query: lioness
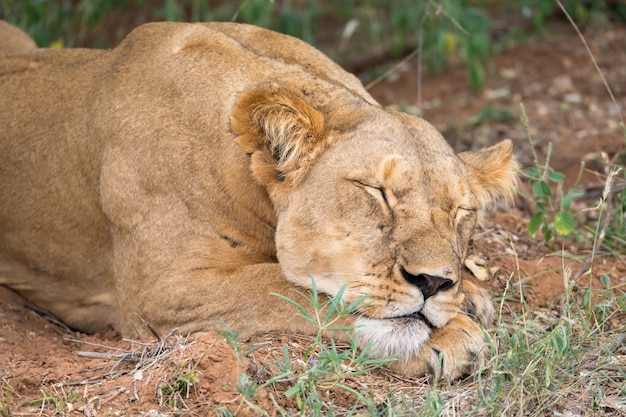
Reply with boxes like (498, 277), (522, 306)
(0, 21), (517, 379)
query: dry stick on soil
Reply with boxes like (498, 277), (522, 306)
(59, 327), (184, 388)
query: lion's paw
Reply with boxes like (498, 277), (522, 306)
(358, 313), (487, 381)
(412, 314), (486, 380)
(462, 279), (495, 326)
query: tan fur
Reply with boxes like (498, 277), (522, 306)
(0, 21), (518, 380)
(0, 21), (37, 53)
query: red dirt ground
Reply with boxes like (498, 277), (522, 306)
(1, 22), (625, 416)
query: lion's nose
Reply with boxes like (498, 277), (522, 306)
(400, 267), (454, 300)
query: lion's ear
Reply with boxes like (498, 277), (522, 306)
(459, 140), (518, 211)
(230, 83), (330, 187)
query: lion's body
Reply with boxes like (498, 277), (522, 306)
(0, 22), (517, 379)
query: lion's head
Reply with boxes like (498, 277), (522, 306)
(232, 82), (516, 360)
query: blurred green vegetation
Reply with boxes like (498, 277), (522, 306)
(1, 0), (624, 88)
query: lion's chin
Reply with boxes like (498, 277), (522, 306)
(394, 310), (430, 323)
(354, 315), (431, 364)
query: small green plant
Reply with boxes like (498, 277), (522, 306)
(1, 0), (115, 47)
(520, 103), (582, 241)
(21, 387), (82, 415)
(158, 339), (222, 411)
(468, 270), (626, 416)
(0, 380), (13, 417)
(272, 278), (369, 341)
(525, 154), (582, 241)
(521, 0), (626, 32)
(0, 0), (523, 90)
(468, 105), (516, 126)
(217, 279), (392, 416)
(358, 0), (494, 89)
(159, 365), (200, 410)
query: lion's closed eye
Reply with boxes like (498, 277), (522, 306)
(353, 180), (398, 216)
(456, 206), (476, 215)
(452, 207), (477, 223)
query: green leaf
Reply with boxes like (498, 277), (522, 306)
(271, 293), (314, 323)
(561, 194), (572, 210)
(495, 108), (515, 120)
(532, 181), (552, 198)
(536, 201), (546, 214)
(554, 211), (576, 235)
(527, 167), (540, 179)
(599, 274), (611, 288)
(528, 212), (545, 236)
(468, 106), (494, 125)
(567, 188), (584, 197)
(325, 283), (348, 322)
(468, 106), (514, 125)
(347, 294), (371, 313)
(545, 361), (553, 387)
(582, 289), (592, 311)
(542, 223), (553, 241)
(325, 326), (355, 332)
(309, 275), (319, 305)
(550, 326), (568, 355)
(467, 61), (485, 90)
(285, 383), (302, 399)
(547, 170), (565, 183)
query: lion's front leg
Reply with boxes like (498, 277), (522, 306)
(116, 262), (353, 340)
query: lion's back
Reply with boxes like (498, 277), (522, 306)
(201, 22), (374, 103)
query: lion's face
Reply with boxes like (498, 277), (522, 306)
(232, 83), (517, 332)
(277, 112), (491, 328)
